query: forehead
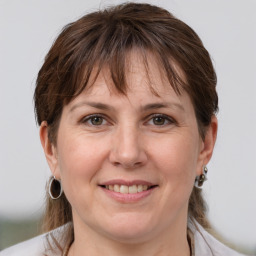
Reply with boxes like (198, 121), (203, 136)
(82, 50), (185, 100)
(67, 51), (194, 113)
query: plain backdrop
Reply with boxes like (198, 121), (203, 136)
(0, 0), (255, 253)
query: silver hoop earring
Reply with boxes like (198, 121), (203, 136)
(49, 176), (63, 200)
(195, 166), (208, 188)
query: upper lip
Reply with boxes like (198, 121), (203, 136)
(99, 179), (156, 186)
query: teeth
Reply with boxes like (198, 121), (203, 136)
(105, 184), (150, 193)
(113, 184), (120, 192)
(138, 185), (143, 192)
(120, 185), (129, 194)
(128, 185), (137, 194)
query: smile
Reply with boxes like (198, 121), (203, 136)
(103, 184), (155, 194)
(99, 180), (158, 202)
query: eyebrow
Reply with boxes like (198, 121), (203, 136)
(69, 101), (185, 112)
(141, 102), (185, 112)
(70, 102), (115, 112)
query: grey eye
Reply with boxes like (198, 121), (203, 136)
(90, 116), (104, 125)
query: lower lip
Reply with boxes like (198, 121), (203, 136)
(100, 186), (157, 203)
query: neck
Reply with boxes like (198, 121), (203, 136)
(69, 216), (190, 256)
(69, 240), (190, 256)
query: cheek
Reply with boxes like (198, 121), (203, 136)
(143, 134), (199, 227)
(57, 132), (106, 174)
(56, 135), (108, 202)
(150, 134), (199, 187)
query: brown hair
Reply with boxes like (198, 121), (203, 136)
(34, 2), (218, 252)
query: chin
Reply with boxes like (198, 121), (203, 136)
(99, 213), (157, 243)
(105, 227), (153, 244)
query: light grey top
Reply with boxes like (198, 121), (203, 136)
(0, 221), (247, 256)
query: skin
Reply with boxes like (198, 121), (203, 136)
(40, 52), (217, 256)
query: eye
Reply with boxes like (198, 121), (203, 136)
(152, 116), (167, 125)
(81, 115), (107, 126)
(148, 114), (175, 126)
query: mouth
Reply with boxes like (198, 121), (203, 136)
(98, 180), (158, 202)
(99, 184), (158, 194)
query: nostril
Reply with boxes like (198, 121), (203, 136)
(109, 145), (148, 169)
(111, 160), (142, 169)
(122, 161), (143, 169)
(113, 161), (120, 167)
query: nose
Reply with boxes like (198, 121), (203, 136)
(109, 125), (148, 169)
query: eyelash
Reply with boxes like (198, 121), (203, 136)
(81, 114), (108, 126)
(147, 114), (176, 126)
(80, 113), (176, 127)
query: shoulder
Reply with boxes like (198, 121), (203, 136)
(0, 224), (69, 256)
(0, 234), (47, 256)
(190, 220), (247, 256)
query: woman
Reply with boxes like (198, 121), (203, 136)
(0, 2), (247, 256)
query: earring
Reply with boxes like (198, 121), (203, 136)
(195, 166), (208, 188)
(49, 176), (63, 199)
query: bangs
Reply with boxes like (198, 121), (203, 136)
(57, 11), (185, 105)
(76, 49), (185, 99)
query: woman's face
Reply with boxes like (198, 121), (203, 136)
(42, 53), (216, 243)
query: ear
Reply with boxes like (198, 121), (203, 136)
(196, 115), (218, 175)
(39, 121), (61, 179)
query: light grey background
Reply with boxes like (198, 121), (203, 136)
(0, 0), (255, 252)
